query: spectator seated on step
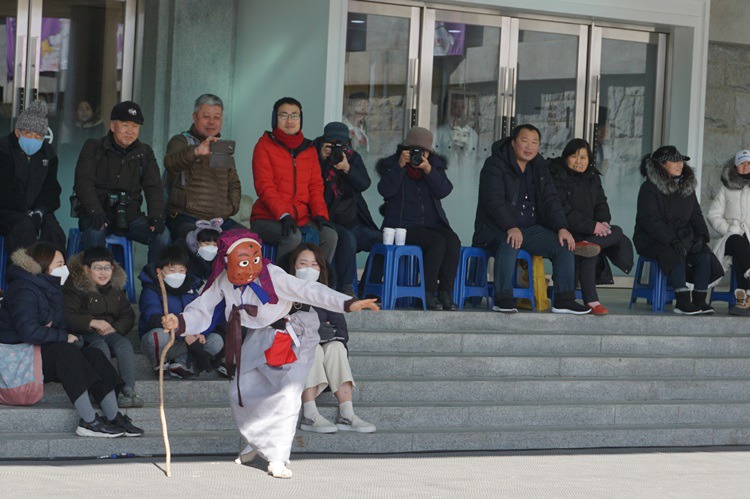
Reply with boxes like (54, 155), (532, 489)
(138, 245), (223, 379)
(0, 242), (143, 437)
(286, 243), (375, 435)
(63, 246), (142, 408)
(472, 124), (590, 315)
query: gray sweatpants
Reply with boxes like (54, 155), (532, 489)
(81, 332), (137, 391)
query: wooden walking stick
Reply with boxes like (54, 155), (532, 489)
(157, 272), (175, 478)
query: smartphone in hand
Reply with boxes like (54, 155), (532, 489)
(209, 140), (236, 169)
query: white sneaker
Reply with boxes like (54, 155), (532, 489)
(299, 414), (338, 433)
(335, 414), (376, 433)
(268, 461), (293, 479)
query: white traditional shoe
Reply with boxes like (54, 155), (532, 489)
(267, 461), (293, 479)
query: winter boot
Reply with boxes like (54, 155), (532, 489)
(730, 289), (750, 316)
(691, 290), (714, 315)
(674, 290), (701, 315)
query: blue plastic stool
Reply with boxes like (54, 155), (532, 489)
(262, 244), (278, 263)
(629, 256), (673, 312)
(453, 247), (490, 310)
(710, 266), (737, 307)
(362, 244), (426, 310)
(0, 235), (7, 290)
(483, 249), (538, 310)
(260, 227), (320, 265)
(67, 228), (136, 303)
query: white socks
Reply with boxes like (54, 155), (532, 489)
(303, 401), (319, 420)
(339, 401), (354, 419)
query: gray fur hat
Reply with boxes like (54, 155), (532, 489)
(16, 100), (48, 136)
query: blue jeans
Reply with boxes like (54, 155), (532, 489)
(79, 214), (171, 263)
(332, 223), (382, 292)
(168, 213), (246, 241)
(488, 224), (575, 301)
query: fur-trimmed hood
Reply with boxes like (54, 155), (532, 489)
(721, 164), (750, 190)
(66, 253), (127, 292)
(641, 157), (697, 197)
(10, 248), (43, 275)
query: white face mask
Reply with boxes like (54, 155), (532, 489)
(295, 266), (320, 283)
(50, 265), (70, 286)
(164, 272), (186, 288)
(197, 245), (218, 261)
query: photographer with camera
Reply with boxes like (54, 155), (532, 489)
(73, 101), (170, 262)
(163, 94), (244, 240)
(314, 122), (380, 297)
(0, 100), (66, 256)
(376, 127), (460, 311)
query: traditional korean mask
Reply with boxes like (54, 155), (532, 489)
(225, 239), (263, 286)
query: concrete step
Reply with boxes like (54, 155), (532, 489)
(9, 399), (750, 434)
(348, 352), (750, 378)
(6, 422), (750, 459)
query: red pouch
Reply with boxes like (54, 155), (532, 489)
(264, 331), (297, 367)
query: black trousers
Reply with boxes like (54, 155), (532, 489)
(404, 225), (461, 293)
(576, 225), (625, 303)
(724, 234), (750, 289)
(41, 343), (123, 404)
(0, 210), (66, 256)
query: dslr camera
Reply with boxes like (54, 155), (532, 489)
(108, 191), (130, 231)
(329, 140), (345, 164)
(399, 145), (425, 167)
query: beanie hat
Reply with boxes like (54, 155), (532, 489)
(185, 218), (224, 253)
(271, 97), (303, 130)
(403, 126), (434, 152)
(16, 100), (48, 136)
(735, 149), (750, 167)
(323, 122), (349, 143)
(110, 101), (144, 125)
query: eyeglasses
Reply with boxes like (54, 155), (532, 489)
(91, 265), (113, 272)
(277, 112), (301, 121)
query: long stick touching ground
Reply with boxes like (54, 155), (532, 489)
(157, 272), (176, 478)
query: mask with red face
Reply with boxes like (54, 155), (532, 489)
(225, 238), (263, 286)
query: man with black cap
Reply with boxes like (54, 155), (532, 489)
(0, 99), (66, 255)
(73, 101), (169, 262)
(314, 121), (380, 296)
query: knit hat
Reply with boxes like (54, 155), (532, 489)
(403, 126), (434, 152)
(185, 218), (224, 253)
(110, 101), (144, 125)
(323, 122), (349, 143)
(16, 100), (48, 136)
(651, 145), (689, 164)
(735, 149), (750, 167)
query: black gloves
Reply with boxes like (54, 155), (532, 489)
(670, 238), (688, 258)
(185, 341), (214, 376)
(89, 211), (108, 231)
(148, 216), (166, 234)
(280, 215), (299, 237)
(313, 215), (334, 231)
(30, 212), (42, 232)
(690, 239), (705, 254)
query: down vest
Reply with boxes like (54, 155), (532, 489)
(250, 131), (329, 226)
(62, 254), (135, 336)
(707, 165), (750, 270)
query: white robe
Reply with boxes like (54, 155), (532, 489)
(180, 264), (350, 463)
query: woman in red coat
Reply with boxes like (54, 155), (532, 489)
(250, 97), (338, 269)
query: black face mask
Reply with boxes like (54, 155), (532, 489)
(740, 173), (750, 180)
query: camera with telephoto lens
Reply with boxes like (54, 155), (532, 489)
(329, 140), (345, 164)
(108, 191), (130, 231)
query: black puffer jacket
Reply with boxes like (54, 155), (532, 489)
(62, 254), (135, 336)
(0, 249), (68, 345)
(548, 157), (610, 239)
(633, 159), (721, 280)
(73, 132), (165, 222)
(0, 131), (61, 215)
(473, 137), (566, 247)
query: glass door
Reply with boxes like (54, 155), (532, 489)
(418, 9), (511, 245)
(343, 1), (420, 226)
(588, 27), (667, 248)
(509, 19), (589, 158)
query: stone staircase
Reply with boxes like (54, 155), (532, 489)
(3, 306), (750, 459)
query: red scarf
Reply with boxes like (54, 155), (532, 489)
(272, 128), (304, 149)
(405, 165), (425, 180)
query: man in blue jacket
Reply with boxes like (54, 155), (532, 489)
(473, 124), (591, 315)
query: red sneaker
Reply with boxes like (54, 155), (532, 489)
(589, 304), (609, 315)
(574, 241), (601, 258)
